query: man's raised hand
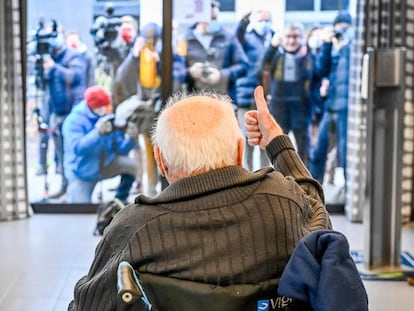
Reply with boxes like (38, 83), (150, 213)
(244, 86), (283, 149)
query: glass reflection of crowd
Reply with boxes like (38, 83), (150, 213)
(27, 5), (353, 204)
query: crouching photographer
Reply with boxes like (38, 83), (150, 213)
(62, 85), (138, 204)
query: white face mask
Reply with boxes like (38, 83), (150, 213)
(308, 35), (322, 49)
(254, 20), (271, 36)
(93, 106), (107, 116)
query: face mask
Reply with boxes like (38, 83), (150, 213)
(120, 29), (134, 43)
(254, 21), (271, 36)
(207, 21), (220, 34)
(308, 35), (322, 49)
(93, 107), (107, 116)
(67, 39), (79, 49)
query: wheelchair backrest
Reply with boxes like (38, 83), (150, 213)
(117, 261), (312, 311)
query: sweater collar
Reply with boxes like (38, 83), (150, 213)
(135, 166), (273, 210)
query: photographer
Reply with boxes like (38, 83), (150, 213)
(28, 20), (60, 176)
(112, 22), (163, 196)
(184, 1), (249, 101)
(309, 11), (353, 189)
(91, 12), (138, 89)
(62, 85), (138, 203)
(42, 29), (89, 199)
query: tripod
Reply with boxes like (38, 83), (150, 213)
(31, 54), (52, 201)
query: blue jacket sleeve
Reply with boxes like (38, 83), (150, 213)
(278, 230), (369, 311)
(48, 54), (86, 87)
(312, 42), (332, 78)
(112, 130), (137, 154)
(220, 38), (249, 82)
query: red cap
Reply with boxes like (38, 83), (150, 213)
(84, 85), (112, 109)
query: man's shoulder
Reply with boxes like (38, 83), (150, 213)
(254, 170), (309, 204)
(111, 203), (169, 229)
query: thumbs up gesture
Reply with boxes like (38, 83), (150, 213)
(244, 86), (283, 149)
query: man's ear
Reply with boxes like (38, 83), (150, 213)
(154, 145), (167, 177)
(237, 138), (244, 167)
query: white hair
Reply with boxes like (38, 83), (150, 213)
(152, 91), (243, 175)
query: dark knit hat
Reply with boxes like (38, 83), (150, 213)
(212, 0), (220, 8)
(333, 11), (352, 26)
(84, 85), (112, 109)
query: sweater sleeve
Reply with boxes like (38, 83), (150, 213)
(266, 135), (332, 231)
(68, 237), (119, 311)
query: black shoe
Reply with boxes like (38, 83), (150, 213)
(48, 189), (66, 199)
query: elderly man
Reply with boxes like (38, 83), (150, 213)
(68, 86), (332, 311)
(262, 21), (332, 166)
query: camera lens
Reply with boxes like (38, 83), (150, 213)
(334, 32), (343, 40)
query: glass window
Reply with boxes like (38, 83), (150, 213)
(218, 0), (235, 12)
(321, 0), (349, 10)
(286, 0), (314, 11)
(96, 0), (138, 2)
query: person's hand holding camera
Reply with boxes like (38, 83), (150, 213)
(189, 62), (204, 79)
(321, 26), (334, 43)
(95, 115), (114, 136)
(199, 66), (221, 85)
(125, 121), (139, 140)
(43, 55), (55, 71)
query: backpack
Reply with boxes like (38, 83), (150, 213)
(94, 198), (125, 236)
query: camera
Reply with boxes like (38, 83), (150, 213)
(334, 30), (344, 41)
(202, 47), (216, 78)
(32, 19), (58, 56)
(27, 19), (59, 91)
(90, 5), (122, 58)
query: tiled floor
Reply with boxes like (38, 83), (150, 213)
(0, 213), (413, 310)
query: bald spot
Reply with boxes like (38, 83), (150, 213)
(164, 96), (229, 138)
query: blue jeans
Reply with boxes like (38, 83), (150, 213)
(66, 155), (137, 203)
(309, 110), (348, 184)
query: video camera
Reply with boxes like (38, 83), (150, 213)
(90, 5), (122, 60)
(27, 19), (59, 91)
(32, 19), (59, 56)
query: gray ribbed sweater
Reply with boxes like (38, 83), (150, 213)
(68, 135), (332, 310)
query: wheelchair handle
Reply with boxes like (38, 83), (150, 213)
(117, 261), (153, 310)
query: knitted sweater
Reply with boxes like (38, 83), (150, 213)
(68, 135), (332, 311)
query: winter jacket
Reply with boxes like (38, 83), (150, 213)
(46, 48), (88, 115)
(324, 41), (351, 112)
(235, 19), (274, 107)
(262, 43), (332, 128)
(62, 100), (136, 181)
(185, 24), (249, 101)
(278, 230), (369, 311)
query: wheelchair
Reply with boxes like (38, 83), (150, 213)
(116, 261), (311, 311)
(115, 230), (369, 311)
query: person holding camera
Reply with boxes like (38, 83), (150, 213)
(43, 32), (89, 199)
(184, 0), (249, 100)
(62, 85), (138, 203)
(309, 11), (353, 187)
(112, 22), (165, 196)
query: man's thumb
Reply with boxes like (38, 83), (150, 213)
(254, 86), (270, 114)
